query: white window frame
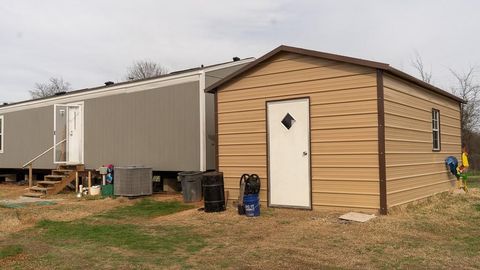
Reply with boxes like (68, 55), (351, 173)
(432, 109), (440, 151)
(0, 115), (4, 153)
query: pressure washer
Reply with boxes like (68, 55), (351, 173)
(237, 174), (261, 216)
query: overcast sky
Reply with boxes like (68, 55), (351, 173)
(0, 0), (478, 102)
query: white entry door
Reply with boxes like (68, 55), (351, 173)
(54, 104), (83, 164)
(67, 105), (82, 164)
(267, 98), (311, 209)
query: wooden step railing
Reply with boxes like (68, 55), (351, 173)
(22, 139), (66, 187)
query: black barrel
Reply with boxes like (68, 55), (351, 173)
(203, 171), (226, 212)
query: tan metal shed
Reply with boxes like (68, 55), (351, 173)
(206, 45), (464, 214)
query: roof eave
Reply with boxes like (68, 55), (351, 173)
(386, 67), (465, 104)
(205, 45), (390, 93)
(206, 45), (465, 105)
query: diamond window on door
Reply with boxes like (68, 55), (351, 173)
(281, 113), (296, 130)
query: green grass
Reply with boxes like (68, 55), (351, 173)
(99, 199), (194, 219)
(22, 200), (205, 268)
(36, 220), (206, 254)
(34, 201), (57, 206)
(468, 175), (480, 189)
(0, 245), (23, 259)
(448, 172), (480, 189)
(0, 203), (24, 209)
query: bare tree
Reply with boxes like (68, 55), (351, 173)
(411, 52), (480, 170)
(411, 51), (433, 83)
(125, 60), (168, 80)
(29, 77), (72, 99)
(450, 67), (480, 143)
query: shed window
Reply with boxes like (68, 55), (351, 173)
(432, 109), (440, 151)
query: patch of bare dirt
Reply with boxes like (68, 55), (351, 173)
(146, 190), (480, 269)
(0, 183), (29, 199)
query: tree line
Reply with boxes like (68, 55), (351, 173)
(29, 60), (168, 99)
(412, 54), (479, 172)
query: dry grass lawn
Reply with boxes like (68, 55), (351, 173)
(0, 181), (479, 269)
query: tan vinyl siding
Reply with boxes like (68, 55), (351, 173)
(384, 74), (461, 207)
(217, 52), (380, 210)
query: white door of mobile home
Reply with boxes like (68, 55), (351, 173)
(267, 98), (311, 209)
(67, 106), (82, 164)
(54, 104), (83, 164)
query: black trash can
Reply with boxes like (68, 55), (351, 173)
(178, 171), (203, 203)
(203, 171), (226, 212)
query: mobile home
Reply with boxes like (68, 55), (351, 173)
(0, 58), (253, 196)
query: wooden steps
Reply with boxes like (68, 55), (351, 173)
(37, 181), (61, 185)
(52, 169), (73, 175)
(30, 186), (52, 192)
(22, 164), (84, 198)
(45, 175), (64, 180)
(23, 192), (43, 198)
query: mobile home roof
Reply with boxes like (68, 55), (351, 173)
(0, 58), (255, 111)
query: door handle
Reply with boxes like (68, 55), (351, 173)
(303, 151), (308, 156)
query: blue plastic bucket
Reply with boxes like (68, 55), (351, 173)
(243, 194), (260, 217)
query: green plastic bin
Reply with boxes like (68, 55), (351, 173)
(101, 184), (114, 196)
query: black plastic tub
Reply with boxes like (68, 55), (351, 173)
(202, 171), (226, 212)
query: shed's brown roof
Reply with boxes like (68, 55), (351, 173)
(205, 45), (464, 103)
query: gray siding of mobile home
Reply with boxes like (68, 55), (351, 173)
(205, 94), (215, 170)
(0, 81), (202, 171)
(0, 61), (251, 172)
(84, 81), (200, 171)
(0, 106), (53, 169)
(205, 63), (251, 170)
